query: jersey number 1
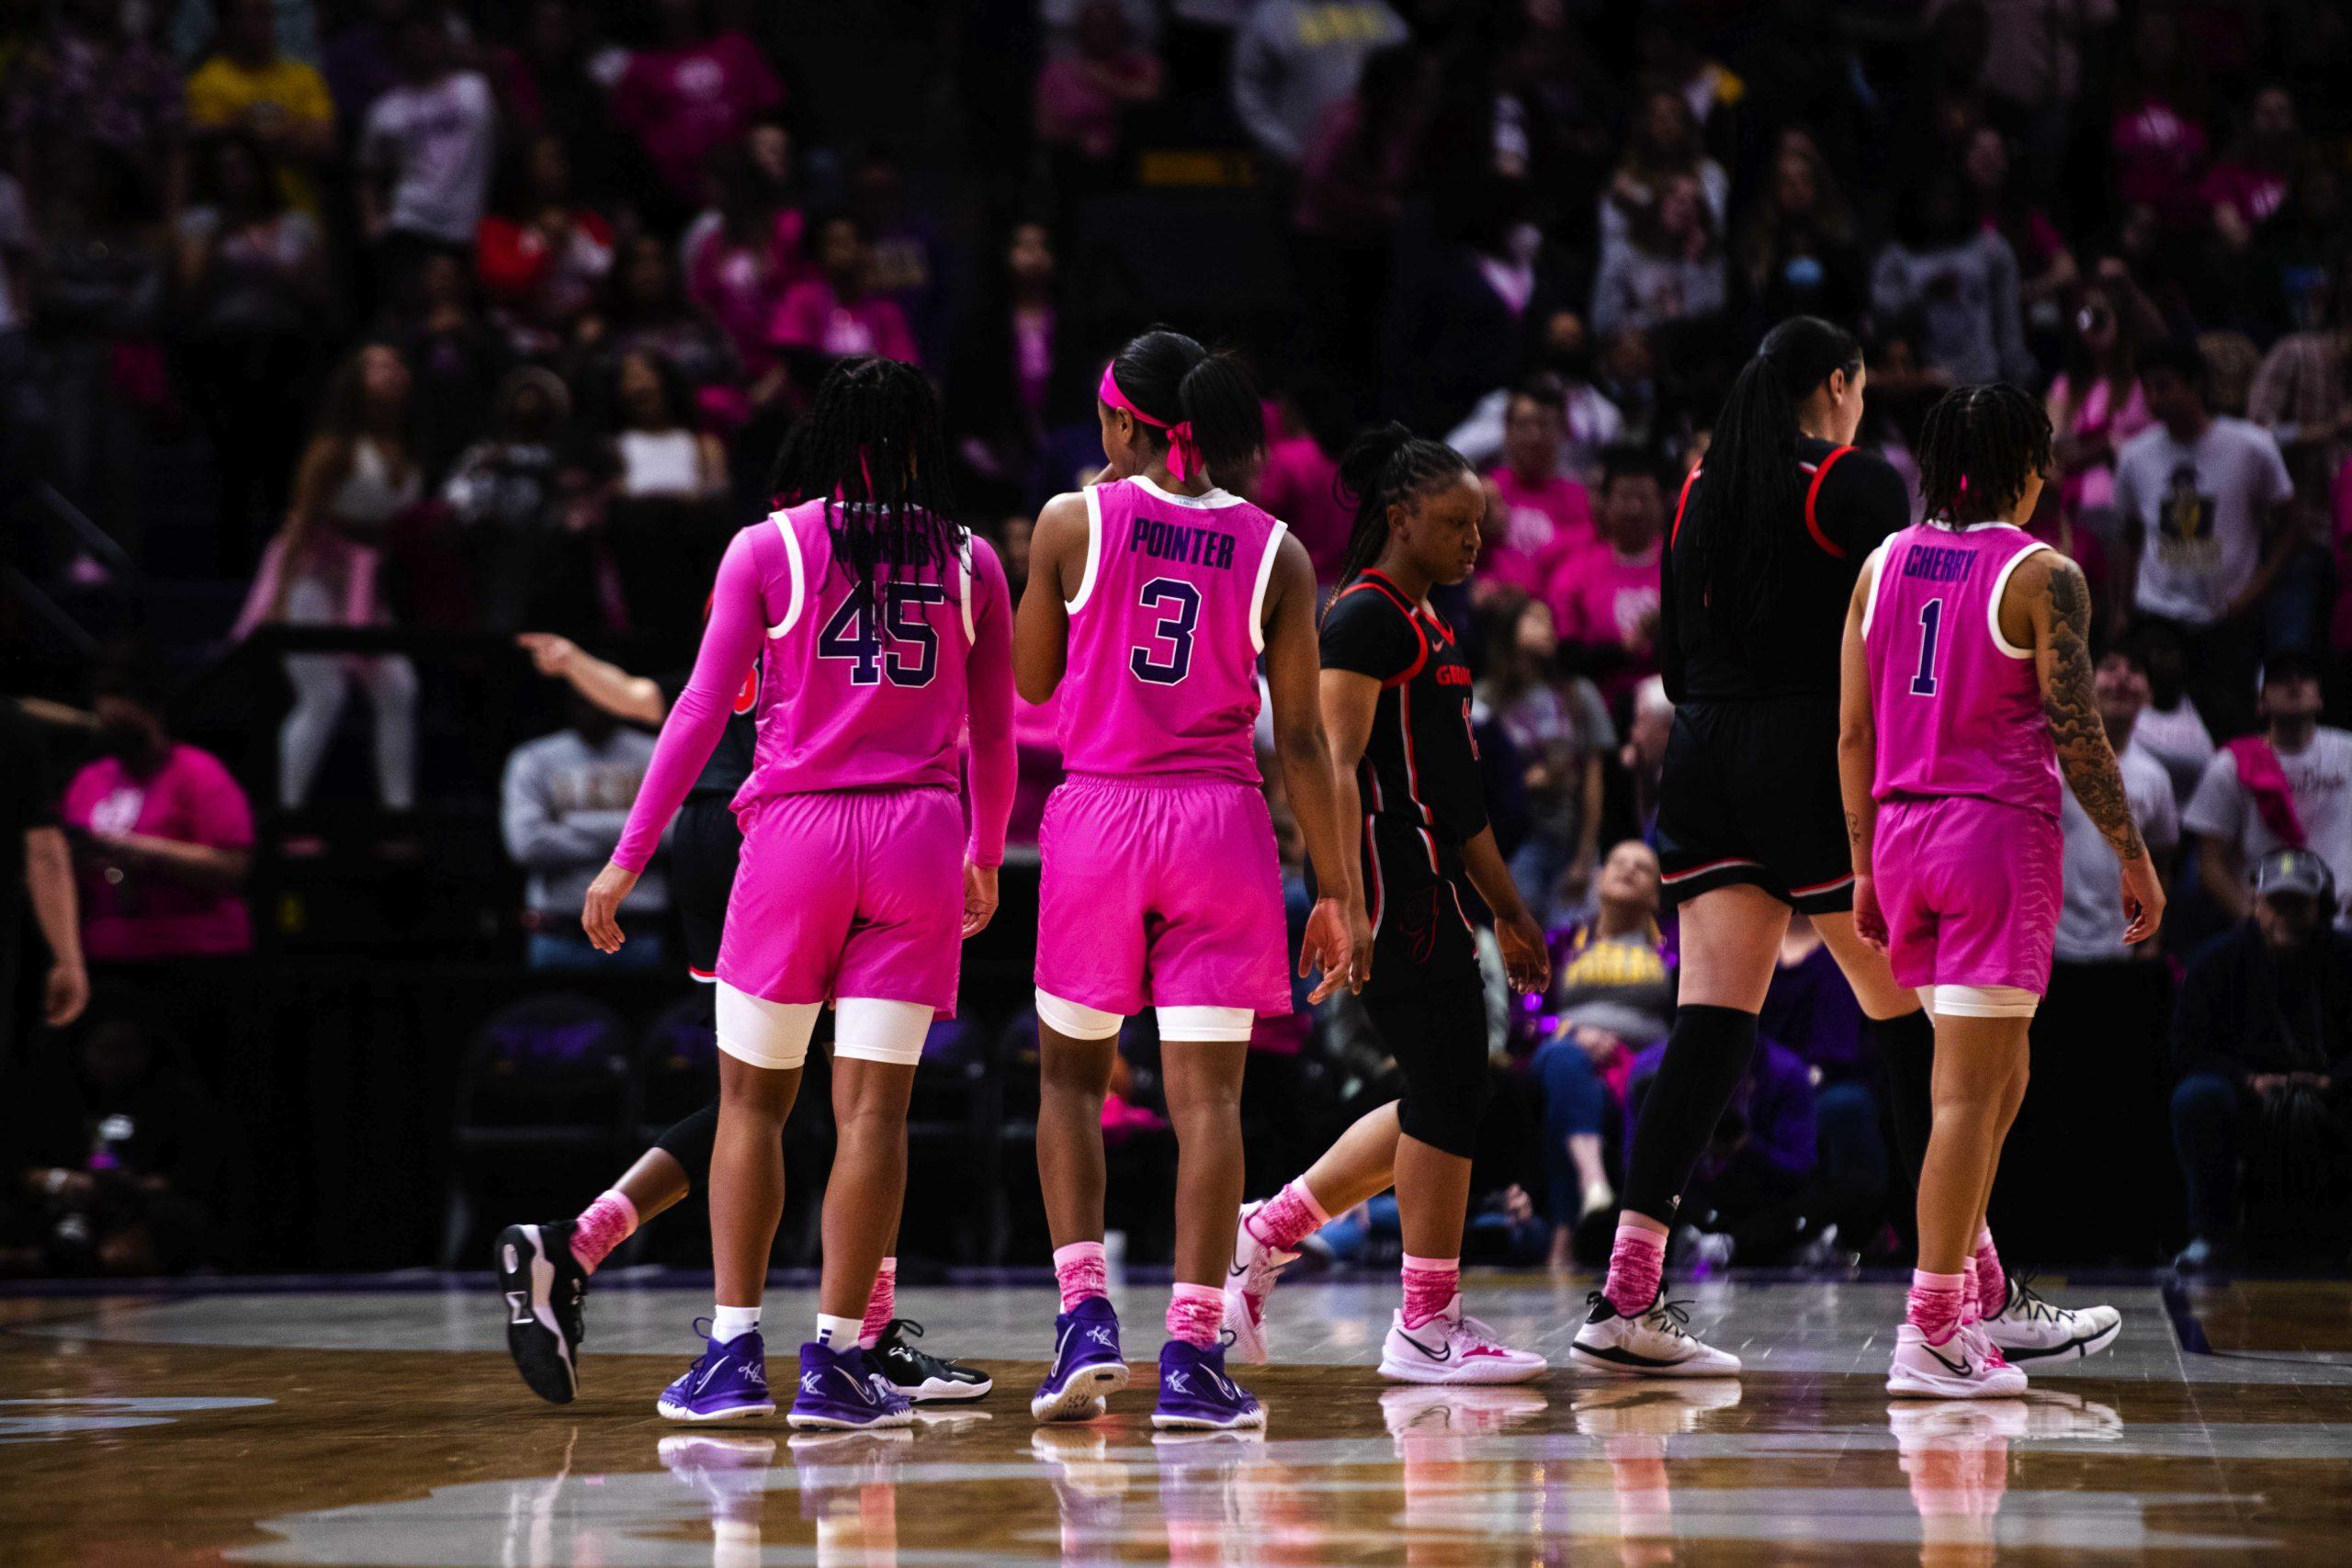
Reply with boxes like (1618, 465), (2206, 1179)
(1909, 598), (1944, 696)
(819, 583), (944, 687)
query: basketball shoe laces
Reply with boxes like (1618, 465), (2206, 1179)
(2002, 1271), (2065, 1325)
(1587, 1290), (1697, 1340)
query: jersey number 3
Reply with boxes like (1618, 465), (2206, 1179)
(1130, 578), (1201, 685)
(1909, 597), (1944, 697)
(819, 583), (944, 687)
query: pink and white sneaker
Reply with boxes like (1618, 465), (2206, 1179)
(1220, 1201), (1297, 1365)
(1887, 1324), (2029, 1399)
(1379, 1296), (1545, 1384)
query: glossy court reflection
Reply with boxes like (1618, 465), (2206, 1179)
(3, 1278), (2349, 1564)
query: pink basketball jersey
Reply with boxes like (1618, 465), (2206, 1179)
(1862, 523), (2062, 818)
(743, 497), (1004, 805)
(1056, 476), (1289, 782)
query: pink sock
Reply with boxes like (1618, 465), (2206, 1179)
(1400, 1255), (1460, 1331)
(1959, 1255), (1982, 1327)
(859, 1256), (897, 1349)
(1245, 1179), (1329, 1255)
(1601, 1221), (1668, 1317)
(1973, 1228), (2007, 1319)
(569, 1190), (638, 1273)
(1906, 1269), (1968, 1346)
(1054, 1240), (1108, 1312)
(1167, 1282), (1224, 1348)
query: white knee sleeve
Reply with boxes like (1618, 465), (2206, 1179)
(833, 998), (935, 1066)
(1156, 1005), (1256, 1042)
(1035, 987), (1123, 1041)
(1923, 984), (2041, 1020)
(715, 983), (820, 1069)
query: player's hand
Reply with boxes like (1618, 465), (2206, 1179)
(43, 960), (89, 1028)
(515, 632), (578, 678)
(1301, 896), (1360, 1005)
(961, 859), (1000, 938)
(581, 861), (639, 953)
(2119, 854), (2165, 945)
(1852, 873), (1889, 953)
(1498, 907), (1550, 995)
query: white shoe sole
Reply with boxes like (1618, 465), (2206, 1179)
(1886, 1366), (2029, 1399)
(657, 1399), (777, 1423)
(1150, 1406), (1266, 1432)
(1568, 1342), (1743, 1378)
(786, 1406), (916, 1431)
(893, 1372), (994, 1402)
(1986, 1315), (2121, 1364)
(1379, 1353), (1545, 1385)
(1031, 1362), (1129, 1423)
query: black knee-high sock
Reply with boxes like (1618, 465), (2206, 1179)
(1621, 1005), (1760, 1224)
(1873, 1010), (1936, 1190)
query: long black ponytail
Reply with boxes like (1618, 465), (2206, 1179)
(1684, 315), (1860, 634)
(767, 355), (962, 605)
(1327, 422), (1473, 615)
(1106, 326), (1265, 483)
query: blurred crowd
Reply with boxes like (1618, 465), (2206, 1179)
(6, 0), (2352, 1277)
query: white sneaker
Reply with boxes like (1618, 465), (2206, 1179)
(1220, 1201), (1296, 1365)
(1979, 1277), (2122, 1364)
(1379, 1296), (1546, 1384)
(1569, 1292), (1742, 1377)
(1887, 1323), (2030, 1398)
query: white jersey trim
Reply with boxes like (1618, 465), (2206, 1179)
(1860, 539), (1894, 640)
(1133, 474), (1243, 509)
(1248, 521), (1288, 655)
(1067, 488), (1105, 615)
(766, 512), (807, 639)
(1986, 539), (2051, 660)
(956, 535), (977, 644)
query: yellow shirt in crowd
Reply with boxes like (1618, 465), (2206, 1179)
(185, 54), (334, 212)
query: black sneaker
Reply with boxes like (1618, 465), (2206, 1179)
(870, 1318), (991, 1402)
(497, 1221), (588, 1404)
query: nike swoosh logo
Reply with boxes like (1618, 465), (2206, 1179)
(1227, 1261), (1250, 1279)
(1923, 1345), (1973, 1378)
(1396, 1330), (1452, 1362)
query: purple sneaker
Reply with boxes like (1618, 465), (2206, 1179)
(787, 1341), (915, 1431)
(1151, 1339), (1264, 1432)
(1031, 1296), (1130, 1423)
(657, 1325), (776, 1423)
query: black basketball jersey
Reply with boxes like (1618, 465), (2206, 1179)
(1660, 436), (1910, 703)
(662, 662), (760, 802)
(1320, 569), (1488, 899)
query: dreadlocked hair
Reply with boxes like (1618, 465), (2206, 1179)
(767, 355), (963, 604)
(1683, 315), (1860, 635)
(1915, 383), (2052, 528)
(1326, 423), (1474, 616)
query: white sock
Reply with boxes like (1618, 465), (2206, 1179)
(711, 1304), (761, 1343)
(815, 1313), (863, 1348)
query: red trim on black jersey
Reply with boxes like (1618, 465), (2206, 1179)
(1803, 446), (1857, 558)
(1667, 464), (1702, 549)
(1336, 573), (1431, 688)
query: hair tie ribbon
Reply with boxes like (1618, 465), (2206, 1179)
(1099, 363), (1202, 483)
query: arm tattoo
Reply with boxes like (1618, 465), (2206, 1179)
(2041, 561), (2146, 861)
(1844, 809), (1863, 851)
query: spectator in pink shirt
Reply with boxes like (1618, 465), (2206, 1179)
(1254, 379), (1355, 580)
(1546, 445), (1667, 715)
(1035, 0), (1163, 169)
(610, 0), (784, 216)
(2201, 84), (2301, 256)
(1479, 376), (1596, 601)
(684, 132), (808, 378)
(59, 658), (254, 964)
(768, 214), (920, 376)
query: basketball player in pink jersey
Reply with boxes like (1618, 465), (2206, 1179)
(1015, 328), (1365, 1431)
(1839, 384), (2165, 1398)
(581, 357), (1017, 1427)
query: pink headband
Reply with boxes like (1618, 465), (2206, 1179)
(1099, 363), (1201, 482)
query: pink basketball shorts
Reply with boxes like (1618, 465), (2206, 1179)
(1874, 795), (2064, 996)
(1035, 773), (1292, 1019)
(718, 786), (963, 1014)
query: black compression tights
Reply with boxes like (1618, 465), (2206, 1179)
(1619, 1005), (1760, 1224)
(653, 1100), (724, 1185)
(1872, 1010), (1937, 1188)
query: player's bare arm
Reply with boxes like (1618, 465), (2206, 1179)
(2016, 548), (2166, 942)
(1318, 663), (1381, 994)
(1013, 491), (1090, 704)
(1458, 826), (1551, 995)
(1263, 532), (1368, 998)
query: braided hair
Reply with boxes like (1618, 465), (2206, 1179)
(1915, 383), (2052, 528)
(766, 355), (963, 604)
(1683, 315), (1860, 635)
(1327, 423), (1475, 615)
